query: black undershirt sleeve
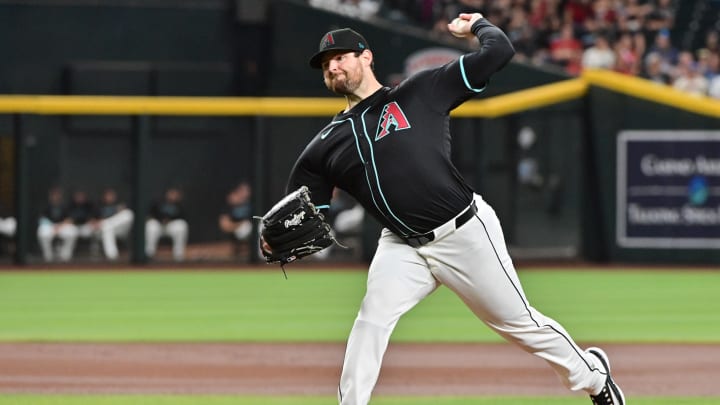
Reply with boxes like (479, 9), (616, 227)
(286, 150), (334, 209)
(421, 18), (516, 113)
(461, 18), (516, 88)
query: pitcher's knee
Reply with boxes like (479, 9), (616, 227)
(487, 317), (556, 348)
(356, 300), (400, 329)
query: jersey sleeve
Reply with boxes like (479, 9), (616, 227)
(286, 147), (334, 211)
(419, 18), (515, 113)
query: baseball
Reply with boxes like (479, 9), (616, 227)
(450, 17), (470, 38)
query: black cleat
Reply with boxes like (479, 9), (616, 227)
(587, 347), (625, 405)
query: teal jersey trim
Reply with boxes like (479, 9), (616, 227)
(347, 117), (386, 224)
(459, 55), (487, 93)
(359, 107), (418, 236)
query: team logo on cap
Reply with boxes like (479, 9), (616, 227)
(322, 33), (335, 48)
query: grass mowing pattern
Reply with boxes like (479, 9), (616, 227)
(0, 396), (717, 405)
(0, 269), (718, 342)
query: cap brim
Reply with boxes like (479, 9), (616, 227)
(309, 47), (357, 69)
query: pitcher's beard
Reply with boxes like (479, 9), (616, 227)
(327, 75), (360, 95)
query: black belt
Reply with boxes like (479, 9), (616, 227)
(403, 201), (478, 248)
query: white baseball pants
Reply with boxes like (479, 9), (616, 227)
(100, 209), (134, 260)
(337, 194), (607, 405)
(145, 218), (188, 261)
(0, 217), (16, 237)
(233, 220), (252, 241)
(37, 222), (78, 262)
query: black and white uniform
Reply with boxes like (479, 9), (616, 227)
(37, 201), (75, 262)
(222, 202), (253, 241)
(146, 199), (188, 261)
(67, 198), (98, 239)
(98, 202), (134, 260)
(288, 19), (610, 405)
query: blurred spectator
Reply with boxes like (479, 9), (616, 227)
(219, 182), (253, 254)
(581, 32), (616, 70)
(589, 0), (618, 34)
(550, 23), (583, 75)
(709, 74), (720, 99)
(646, 28), (679, 78)
(562, 0), (594, 34)
(645, 0), (675, 33)
(37, 187), (77, 262)
(528, 0), (555, 30)
(704, 30), (720, 54)
(619, 0), (653, 26)
(146, 187), (188, 262)
(505, 5), (538, 61)
(696, 48), (714, 79)
(673, 62), (709, 96)
(641, 51), (671, 84)
(705, 50), (720, 81)
(440, 0), (487, 27)
(614, 31), (642, 75)
(676, 50), (695, 71)
(97, 188), (134, 261)
(331, 0), (716, 97)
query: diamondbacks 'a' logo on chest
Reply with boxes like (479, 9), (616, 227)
(375, 101), (411, 141)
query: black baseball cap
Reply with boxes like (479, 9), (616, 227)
(309, 28), (370, 69)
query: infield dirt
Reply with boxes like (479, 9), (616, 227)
(0, 342), (718, 396)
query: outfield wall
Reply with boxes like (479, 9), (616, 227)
(0, 0), (718, 265)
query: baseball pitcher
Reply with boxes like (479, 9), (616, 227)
(260, 13), (625, 405)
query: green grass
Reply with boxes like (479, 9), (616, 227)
(0, 269), (719, 342)
(0, 396), (718, 405)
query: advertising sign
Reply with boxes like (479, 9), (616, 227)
(616, 130), (720, 248)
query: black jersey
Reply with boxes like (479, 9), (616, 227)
(98, 203), (122, 220)
(67, 201), (98, 225)
(41, 203), (68, 224)
(288, 19), (514, 237)
(222, 202), (252, 222)
(150, 201), (185, 222)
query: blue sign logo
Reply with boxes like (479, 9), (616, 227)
(688, 175), (708, 205)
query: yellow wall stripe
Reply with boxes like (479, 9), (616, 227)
(0, 70), (716, 118)
(453, 78), (587, 118)
(0, 95), (346, 116)
(581, 69), (720, 118)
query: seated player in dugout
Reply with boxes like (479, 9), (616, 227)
(314, 187), (365, 260)
(260, 13), (625, 405)
(66, 189), (99, 240)
(218, 182), (253, 257)
(96, 187), (134, 261)
(145, 187), (188, 262)
(0, 201), (16, 256)
(0, 201), (16, 240)
(37, 186), (78, 262)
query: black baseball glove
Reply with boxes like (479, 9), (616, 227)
(260, 186), (334, 266)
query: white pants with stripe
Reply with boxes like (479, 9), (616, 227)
(337, 194), (607, 405)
